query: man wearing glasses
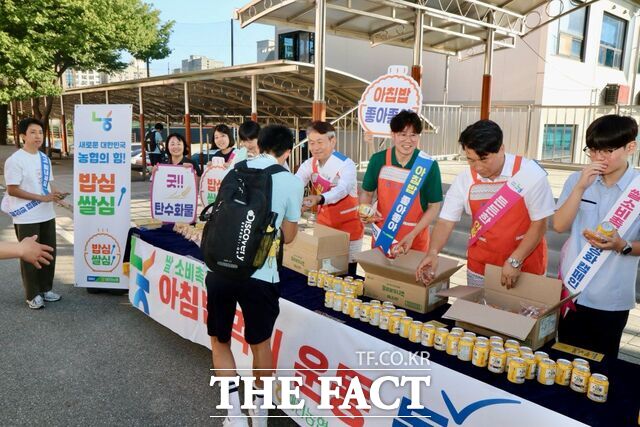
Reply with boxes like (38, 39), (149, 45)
(359, 110), (443, 255)
(417, 120), (555, 288)
(553, 114), (639, 357)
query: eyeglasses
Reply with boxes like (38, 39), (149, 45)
(582, 146), (622, 158)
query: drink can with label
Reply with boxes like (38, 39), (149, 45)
(408, 321), (423, 343)
(388, 313), (402, 334)
(519, 346), (533, 356)
(359, 303), (371, 323)
(434, 327), (449, 351)
(458, 337), (475, 361)
(537, 358), (557, 385)
(332, 292), (344, 312)
(522, 353), (537, 380)
(446, 332), (462, 356)
(369, 306), (381, 326)
(555, 359), (573, 386)
(324, 290), (335, 308)
(488, 348), (506, 373)
(399, 316), (413, 338)
(534, 351), (549, 364)
(472, 342), (489, 368)
(570, 365), (591, 393)
(572, 358), (590, 370)
(505, 348), (520, 367)
(342, 296), (353, 315)
(451, 327), (464, 335)
(507, 357), (527, 384)
(350, 299), (362, 319)
(382, 301), (395, 310)
(504, 339), (520, 351)
(307, 270), (319, 287)
(353, 279), (364, 296)
(379, 309), (392, 330)
(475, 336), (489, 346)
(587, 374), (609, 403)
(421, 323), (436, 347)
(596, 221), (616, 238)
(489, 336), (503, 346)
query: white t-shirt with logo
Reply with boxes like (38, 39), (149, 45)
(4, 149), (56, 224)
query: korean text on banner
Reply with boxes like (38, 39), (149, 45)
(151, 164), (198, 223)
(199, 158), (227, 206)
(73, 105), (132, 289)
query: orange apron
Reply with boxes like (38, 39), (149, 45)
(374, 149), (429, 251)
(312, 158), (364, 241)
(467, 155), (547, 276)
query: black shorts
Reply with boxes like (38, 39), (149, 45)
(206, 271), (280, 345)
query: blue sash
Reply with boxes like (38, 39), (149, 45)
(374, 151), (434, 253)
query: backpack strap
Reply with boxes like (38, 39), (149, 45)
(264, 163), (287, 175)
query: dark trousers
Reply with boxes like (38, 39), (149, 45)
(558, 304), (629, 359)
(14, 218), (57, 300)
(149, 152), (163, 166)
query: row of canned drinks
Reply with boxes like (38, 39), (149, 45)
(324, 289), (608, 403)
(308, 270), (364, 297)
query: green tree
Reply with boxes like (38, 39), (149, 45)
(132, 8), (174, 78)
(0, 0), (172, 147)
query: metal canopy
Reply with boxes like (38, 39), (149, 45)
(50, 60), (370, 123)
(235, 0), (551, 56)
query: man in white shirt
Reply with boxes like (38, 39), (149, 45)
(417, 120), (555, 288)
(296, 121), (364, 274)
(3, 118), (64, 309)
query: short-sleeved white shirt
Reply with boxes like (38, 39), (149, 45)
(3, 149), (56, 224)
(439, 153), (555, 222)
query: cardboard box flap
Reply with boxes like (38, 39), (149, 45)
(484, 264), (562, 305)
(313, 224), (350, 258)
(443, 299), (538, 340)
(540, 291), (581, 316)
(437, 286), (483, 300)
(355, 249), (462, 284)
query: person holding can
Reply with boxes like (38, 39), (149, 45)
(416, 120), (555, 288)
(553, 115), (640, 358)
(359, 110), (443, 256)
(296, 121), (364, 275)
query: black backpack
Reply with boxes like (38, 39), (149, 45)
(144, 129), (157, 152)
(199, 160), (286, 280)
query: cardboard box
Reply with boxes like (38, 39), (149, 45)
(355, 249), (462, 314)
(283, 224), (350, 275)
(440, 264), (573, 350)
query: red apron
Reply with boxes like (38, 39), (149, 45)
(312, 158), (364, 241)
(374, 149), (429, 251)
(467, 155), (547, 276)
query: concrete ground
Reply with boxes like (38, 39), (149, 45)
(0, 144), (638, 426)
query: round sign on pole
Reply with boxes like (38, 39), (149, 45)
(358, 66), (422, 137)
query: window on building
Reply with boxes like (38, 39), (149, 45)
(542, 124), (576, 163)
(598, 13), (627, 69)
(278, 31), (314, 63)
(555, 6), (588, 60)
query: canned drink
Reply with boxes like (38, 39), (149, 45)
(370, 300), (381, 307)
(570, 365), (591, 393)
(353, 279), (364, 296)
(472, 342), (489, 368)
(587, 374), (609, 403)
(596, 221), (616, 238)
(507, 357), (527, 384)
(505, 348), (520, 367)
(307, 270), (319, 287)
(451, 327), (465, 335)
(323, 273), (335, 290)
(358, 203), (376, 219)
(399, 316), (413, 338)
(408, 321), (422, 343)
(434, 328), (449, 351)
(534, 351), (549, 364)
(555, 359), (573, 386)
(333, 277), (345, 293)
(421, 323), (436, 347)
(490, 341), (504, 350)
(369, 306), (381, 326)
(389, 313), (402, 334)
(519, 346), (533, 355)
(522, 353), (537, 380)
(324, 290), (335, 308)
(359, 303), (371, 323)
(382, 301), (395, 310)
(504, 339), (520, 351)
(446, 332), (462, 356)
(463, 331), (477, 341)
(318, 269), (328, 287)
(488, 348), (507, 373)
(350, 299), (362, 319)
(342, 296), (353, 315)
(572, 358), (590, 370)
(343, 276), (354, 283)
(379, 309), (392, 330)
(489, 336), (503, 346)
(458, 337), (475, 361)
(537, 358), (557, 385)
(332, 292), (344, 312)
(394, 309), (406, 317)
(475, 336), (489, 345)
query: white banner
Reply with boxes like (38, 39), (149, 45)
(199, 158), (228, 206)
(129, 237), (584, 427)
(151, 164), (198, 223)
(74, 105), (131, 289)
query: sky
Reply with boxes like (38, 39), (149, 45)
(135, 0), (275, 76)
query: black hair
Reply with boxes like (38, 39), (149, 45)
(154, 123), (164, 131)
(213, 123), (235, 148)
(390, 110), (422, 134)
(258, 125), (293, 157)
(586, 115), (638, 150)
(166, 132), (189, 156)
(239, 121), (260, 141)
(458, 120), (503, 157)
(306, 121), (336, 135)
(18, 117), (43, 135)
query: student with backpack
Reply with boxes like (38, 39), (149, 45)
(202, 124), (303, 427)
(145, 123), (164, 166)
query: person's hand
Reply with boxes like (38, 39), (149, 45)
(301, 195), (322, 212)
(40, 193), (58, 203)
(583, 229), (625, 252)
(151, 164), (159, 174)
(501, 261), (521, 289)
(358, 204), (383, 224)
(416, 253), (438, 284)
(18, 235), (54, 269)
(183, 163), (193, 169)
(577, 161), (606, 190)
(394, 232), (416, 257)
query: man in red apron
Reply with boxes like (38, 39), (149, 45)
(360, 110), (443, 255)
(416, 120), (555, 288)
(296, 121), (364, 274)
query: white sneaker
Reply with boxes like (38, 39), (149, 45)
(27, 295), (44, 309)
(222, 414), (249, 427)
(42, 291), (61, 302)
(248, 407), (268, 427)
